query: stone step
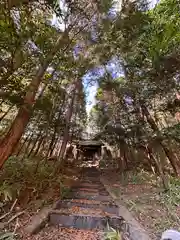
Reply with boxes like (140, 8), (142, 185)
(49, 211), (123, 230)
(64, 192), (112, 202)
(81, 173), (100, 176)
(79, 180), (102, 185)
(51, 207), (117, 217)
(72, 187), (99, 193)
(82, 177), (100, 181)
(76, 183), (102, 188)
(71, 189), (109, 197)
(72, 188), (109, 196)
(61, 198), (111, 205)
(55, 200), (119, 215)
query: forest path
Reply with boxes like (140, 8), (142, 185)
(21, 166), (127, 239)
(47, 167), (123, 238)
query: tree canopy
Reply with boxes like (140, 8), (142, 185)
(0, 0), (180, 188)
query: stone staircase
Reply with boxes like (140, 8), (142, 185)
(48, 167), (123, 231)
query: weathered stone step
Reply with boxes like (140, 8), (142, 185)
(76, 183), (102, 188)
(79, 180), (102, 185)
(74, 186), (103, 191)
(55, 200), (119, 214)
(81, 173), (100, 177)
(71, 189), (109, 197)
(72, 188), (109, 196)
(62, 198), (111, 205)
(49, 212), (123, 230)
(81, 169), (99, 174)
(72, 187), (99, 192)
(64, 192), (112, 201)
(82, 177), (100, 181)
(51, 207), (117, 217)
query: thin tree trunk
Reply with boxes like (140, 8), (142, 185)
(28, 131), (42, 157)
(16, 133), (30, 156)
(0, 32), (68, 169)
(0, 99), (6, 107)
(46, 133), (56, 159)
(20, 132), (33, 159)
(142, 145), (157, 172)
(58, 101), (74, 161)
(33, 136), (44, 157)
(147, 145), (168, 189)
(58, 80), (80, 161)
(46, 91), (65, 159)
(0, 105), (14, 122)
(24, 132), (34, 153)
(141, 102), (180, 176)
(39, 137), (47, 157)
(160, 142), (180, 176)
(49, 136), (59, 157)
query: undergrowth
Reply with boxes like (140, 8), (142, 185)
(124, 170), (180, 234)
(0, 156), (65, 206)
(125, 170), (155, 185)
(159, 176), (180, 226)
(0, 231), (17, 240)
(104, 226), (122, 240)
(161, 176), (180, 206)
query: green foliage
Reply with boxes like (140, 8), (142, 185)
(59, 183), (72, 199)
(104, 226), (122, 240)
(160, 176), (180, 207)
(0, 232), (16, 240)
(0, 182), (13, 202)
(127, 170), (154, 184)
(0, 156), (62, 203)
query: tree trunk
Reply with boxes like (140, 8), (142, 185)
(39, 137), (47, 157)
(161, 142), (180, 176)
(49, 136), (59, 157)
(28, 131), (41, 157)
(141, 103), (180, 176)
(0, 99), (6, 106)
(33, 136), (44, 157)
(147, 145), (168, 189)
(140, 103), (159, 131)
(21, 132), (34, 159)
(46, 94), (65, 159)
(46, 133), (56, 159)
(0, 105), (14, 122)
(0, 32), (68, 169)
(58, 102), (74, 161)
(58, 80), (80, 161)
(120, 142), (128, 169)
(16, 133), (30, 156)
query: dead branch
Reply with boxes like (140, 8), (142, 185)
(0, 198), (18, 221)
(0, 211), (24, 230)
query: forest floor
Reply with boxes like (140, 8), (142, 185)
(102, 169), (180, 240)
